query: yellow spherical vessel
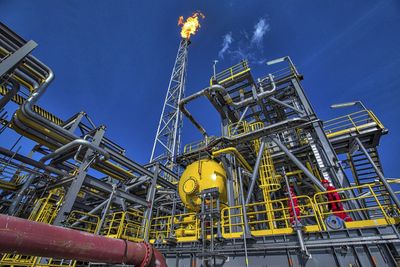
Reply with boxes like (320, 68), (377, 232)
(178, 159), (227, 211)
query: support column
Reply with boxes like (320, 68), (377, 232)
(143, 163), (159, 241)
(53, 127), (106, 226)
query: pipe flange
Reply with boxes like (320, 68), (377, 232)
(183, 177), (198, 195)
(141, 242), (154, 267)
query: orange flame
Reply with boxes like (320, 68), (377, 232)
(178, 12), (205, 39)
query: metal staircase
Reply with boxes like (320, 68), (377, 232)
(348, 148), (391, 211)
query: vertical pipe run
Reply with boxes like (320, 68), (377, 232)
(282, 168), (310, 258)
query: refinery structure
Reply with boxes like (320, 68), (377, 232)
(0, 11), (400, 267)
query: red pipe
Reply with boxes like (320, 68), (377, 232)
(0, 214), (167, 267)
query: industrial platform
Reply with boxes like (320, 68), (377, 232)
(0, 17), (400, 267)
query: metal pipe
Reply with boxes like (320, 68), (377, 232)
(40, 139), (110, 163)
(9, 139), (108, 215)
(0, 214), (167, 267)
(245, 138), (266, 205)
(269, 96), (305, 115)
(0, 146), (65, 175)
(178, 88), (209, 136)
(228, 73), (276, 108)
(270, 136), (325, 192)
(212, 147), (252, 171)
(126, 177), (150, 190)
(70, 199), (108, 228)
(355, 137), (400, 210)
(282, 168), (310, 258)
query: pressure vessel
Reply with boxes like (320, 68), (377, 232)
(178, 159), (227, 211)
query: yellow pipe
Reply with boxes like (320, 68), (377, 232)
(9, 68), (135, 181)
(212, 147), (252, 172)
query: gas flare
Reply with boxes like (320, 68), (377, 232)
(178, 12), (205, 39)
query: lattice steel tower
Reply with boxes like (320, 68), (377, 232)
(150, 38), (189, 170)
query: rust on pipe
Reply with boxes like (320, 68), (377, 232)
(0, 214), (167, 267)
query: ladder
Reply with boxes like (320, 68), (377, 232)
(348, 148), (391, 214)
(307, 133), (330, 181)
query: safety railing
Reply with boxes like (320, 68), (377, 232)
(221, 195), (322, 238)
(250, 122), (281, 193)
(28, 189), (64, 223)
(324, 110), (384, 138)
(183, 136), (216, 154)
(149, 215), (172, 243)
(0, 189), (76, 267)
(227, 121), (250, 138)
(103, 209), (146, 242)
(149, 212), (199, 243)
(210, 60), (250, 86)
(174, 213), (199, 242)
(65, 210), (100, 234)
(313, 184), (395, 230)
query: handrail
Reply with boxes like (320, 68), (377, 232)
(324, 110), (384, 138)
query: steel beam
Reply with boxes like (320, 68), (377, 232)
(245, 137), (266, 205)
(84, 176), (148, 206)
(0, 40), (37, 78)
(270, 136), (325, 191)
(53, 128), (105, 225)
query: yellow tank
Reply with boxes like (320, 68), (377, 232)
(178, 159), (227, 211)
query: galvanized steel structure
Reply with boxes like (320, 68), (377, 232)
(0, 22), (400, 267)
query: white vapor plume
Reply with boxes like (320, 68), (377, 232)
(217, 16), (270, 65)
(218, 32), (233, 59)
(251, 18), (270, 46)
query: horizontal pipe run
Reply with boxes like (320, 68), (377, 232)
(0, 214), (167, 267)
(0, 146), (65, 176)
(40, 139), (110, 163)
(212, 147), (252, 172)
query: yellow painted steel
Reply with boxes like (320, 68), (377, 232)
(313, 184), (396, 230)
(178, 159), (227, 211)
(65, 210), (100, 234)
(212, 147), (252, 172)
(249, 122), (281, 193)
(155, 179), (400, 243)
(103, 209), (146, 242)
(228, 120), (281, 230)
(221, 195), (322, 238)
(0, 189), (82, 267)
(0, 179), (17, 190)
(210, 60), (251, 86)
(324, 110), (384, 138)
(149, 215), (172, 243)
(149, 212), (199, 243)
(183, 136), (216, 154)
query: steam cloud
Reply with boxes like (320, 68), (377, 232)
(217, 16), (270, 65)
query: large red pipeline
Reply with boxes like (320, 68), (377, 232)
(0, 214), (167, 267)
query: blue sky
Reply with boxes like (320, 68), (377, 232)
(1, 0), (399, 178)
